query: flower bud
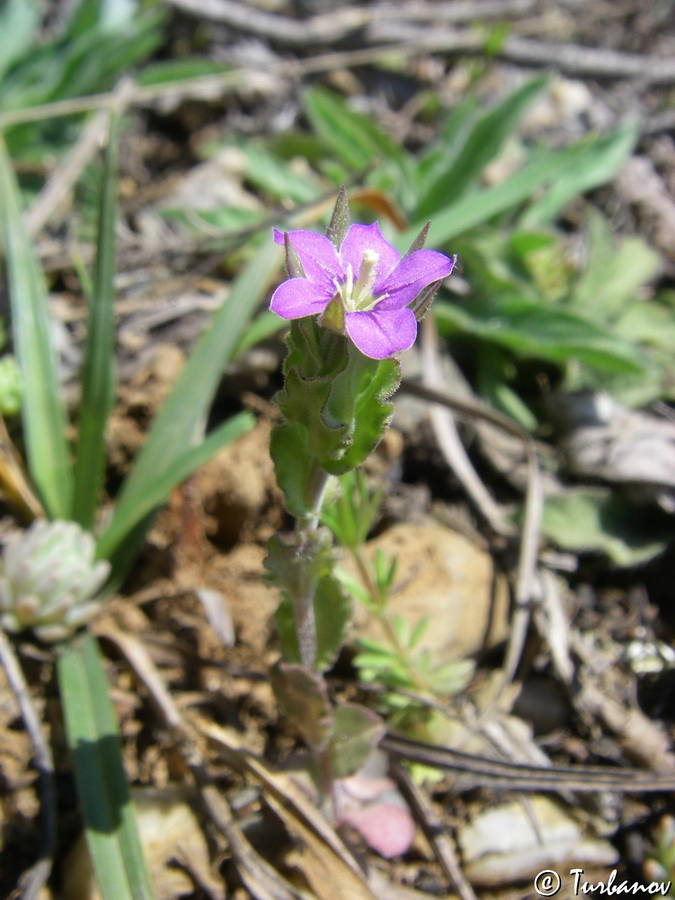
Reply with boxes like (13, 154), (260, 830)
(0, 520), (110, 642)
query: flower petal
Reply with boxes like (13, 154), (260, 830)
(374, 249), (454, 309)
(340, 223), (400, 284)
(345, 307), (417, 359)
(275, 229), (342, 287)
(270, 277), (333, 319)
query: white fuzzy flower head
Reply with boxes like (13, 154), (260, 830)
(0, 520), (110, 643)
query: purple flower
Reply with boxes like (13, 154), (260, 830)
(270, 223), (454, 360)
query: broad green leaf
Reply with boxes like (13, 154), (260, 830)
(239, 141), (321, 205)
(270, 422), (315, 518)
(520, 119), (638, 227)
(302, 86), (407, 176)
(0, 137), (72, 518)
(278, 320), (399, 473)
(415, 75), (549, 219)
(71, 111), (120, 529)
(313, 573), (352, 671)
(541, 488), (672, 567)
(569, 210), (661, 318)
(434, 296), (646, 373)
(274, 573), (351, 673)
(400, 127), (636, 252)
(57, 633), (154, 900)
(329, 704), (384, 779)
(0, 0), (40, 81)
(324, 356), (399, 474)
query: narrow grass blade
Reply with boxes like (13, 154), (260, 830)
(0, 136), (72, 518)
(97, 410), (254, 566)
(71, 111), (119, 529)
(57, 633), (154, 900)
(96, 239), (281, 561)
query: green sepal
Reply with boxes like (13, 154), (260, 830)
(326, 185), (351, 249)
(284, 231), (305, 278)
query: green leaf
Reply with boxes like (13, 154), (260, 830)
(71, 111), (120, 529)
(302, 86), (407, 175)
(415, 75), (549, 219)
(0, 0), (40, 81)
(521, 119), (638, 227)
(329, 704), (384, 779)
(57, 633), (154, 900)
(324, 355), (400, 474)
(541, 488), (672, 567)
(0, 136), (72, 518)
(271, 537), (351, 672)
(278, 321), (399, 474)
(232, 309), (287, 358)
(97, 239), (281, 560)
(239, 141), (321, 205)
(269, 422), (316, 518)
(434, 296), (646, 374)
(400, 124), (636, 252)
(313, 573), (351, 672)
(569, 210), (661, 319)
(135, 57), (230, 86)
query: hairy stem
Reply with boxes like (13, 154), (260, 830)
(292, 464), (331, 668)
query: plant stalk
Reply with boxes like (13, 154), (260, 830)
(292, 464), (331, 669)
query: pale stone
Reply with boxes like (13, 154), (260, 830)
(350, 523), (509, 662)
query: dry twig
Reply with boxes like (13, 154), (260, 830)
(0, 630), (56, 900)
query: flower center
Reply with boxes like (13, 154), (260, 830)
(336, 249), (386, 312)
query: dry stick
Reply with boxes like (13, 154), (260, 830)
(420, 316), (513, 536)
(399, 377), (543, 696)
(163, 0), (536, 46)
(390, 760), (477, 900)
(25, 78), (135, 237)
(0, 629), (56, 900)
(166, 0), (675, 84)
(101, 627), (308, 900)
(381, 732), (675, 793)
(1, 19), (673, 135)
